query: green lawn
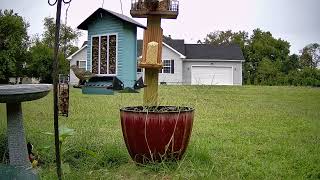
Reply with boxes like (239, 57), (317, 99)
(0, 86), (320, 179)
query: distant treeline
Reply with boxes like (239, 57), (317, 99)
(198, 29), (320, 86)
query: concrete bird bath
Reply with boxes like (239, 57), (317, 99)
(0, 84), (51, 169)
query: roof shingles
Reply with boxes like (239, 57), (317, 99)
(78, 8), (146, 30)
(185, 44), (244, 60)
(137, 38), (244, 60)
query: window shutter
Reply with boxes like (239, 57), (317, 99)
(171, 60), (174, 74)
(76, 61), (79, 67)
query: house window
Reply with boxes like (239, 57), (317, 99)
(76, 60), (86, 70)
(137, 58), (142, 72)
(160, 59), (174, 74)
(91, 34), (117, 75)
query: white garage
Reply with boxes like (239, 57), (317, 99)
(191, 66), (233, 85)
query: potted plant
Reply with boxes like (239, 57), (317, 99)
(120, 106), (194, 163)
(121, 0), (191, 164)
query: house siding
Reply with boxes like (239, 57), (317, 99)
(159, 45), (183, 84)
(183, 60), (243, 85)
(86, 14), (137, 87)
(121, 24), (138, 87)
(69, 47), (87, 85)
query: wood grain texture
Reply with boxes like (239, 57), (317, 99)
(141, 16), (163, 105)
(143, 69), (159, 106)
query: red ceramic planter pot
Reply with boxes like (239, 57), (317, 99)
(120, 106), (194, 163)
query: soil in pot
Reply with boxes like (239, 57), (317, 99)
(120, 106), (194, 163)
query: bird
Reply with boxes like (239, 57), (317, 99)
(144, 0), (160, 11)
(27, 142), (39, 167)
(70, 65), (95, 86)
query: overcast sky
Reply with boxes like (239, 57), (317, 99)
(1, 0), (319, 54)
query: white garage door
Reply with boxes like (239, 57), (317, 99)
(191, 66), (233, 85)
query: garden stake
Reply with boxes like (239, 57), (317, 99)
(52, 0), (62, 178)
(49, 0), (72, 179)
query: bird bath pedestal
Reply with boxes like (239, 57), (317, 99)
(0, 84), (51, 169)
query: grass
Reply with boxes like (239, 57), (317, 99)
(0, 85), (320, 179)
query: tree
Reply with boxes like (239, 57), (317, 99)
(0, 9), (29, 83)
(282, 54), (300, 74)
(198, 30), (234, 45)
(28, 17), (81, 83)
(299, 43), (320, 68)
(256, 57), (282, 85)
(199, 29), (291, 85)
(28, 40), (68, 83)
(42, 17), (81, 58)
(198, 30), (249, 48)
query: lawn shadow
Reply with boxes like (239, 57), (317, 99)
(96, 145), (129, 168)
(0, 133), (8, 164)
(65, 143), (129, 170)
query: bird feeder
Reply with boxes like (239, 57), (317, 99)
(131, 0), (179, 19)
(58, 74), (70, 117)
(131, 0), (179, 105)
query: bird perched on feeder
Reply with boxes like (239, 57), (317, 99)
(70, 65), (95, 87)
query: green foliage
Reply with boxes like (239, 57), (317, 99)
(255, 58), (281, 85)
(299, 43), (320, 68)
(198, 30), (249, 48)
(42, 17), (81, 57)
(42, 127), (75, 174)
(200, 29), (320, 86)
(0, 11), (80, 83)
(0, 9), (29, 83)
(1, 86), (319, 179)
(27, 17), (80, 83)
(28, 40), (68, 83)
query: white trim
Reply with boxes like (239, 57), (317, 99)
(90, 33), (118, 76)
(90, 35), (97, 73)
(184, 59), (245, 62)
(67, 45), (87, 60)
(160, 59), (173, 74)
(191, 65), (234, 85)
(98, 36), (101, 74)
(77, 60), (87, 69)
(107, 35), (110, 74)
(137, 42), (185, 60)
(162, 42), (186, 59)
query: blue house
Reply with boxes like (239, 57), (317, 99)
(77, 8), (145, 88)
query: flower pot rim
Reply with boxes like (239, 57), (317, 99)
(120, 106), (194, 113)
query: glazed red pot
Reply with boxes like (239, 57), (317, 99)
(120, 106), (194, 163)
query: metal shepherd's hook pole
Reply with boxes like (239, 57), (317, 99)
(48, 0), (71, 179)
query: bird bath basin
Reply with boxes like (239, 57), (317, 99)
(0, 84), (51, 169)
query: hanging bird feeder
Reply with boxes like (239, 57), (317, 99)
(58, 74), (70, 117)
(75, 7), (147, 95)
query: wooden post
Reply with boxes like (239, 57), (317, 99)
(142, 15), (162, 106)
(144, 69), (159, 106)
